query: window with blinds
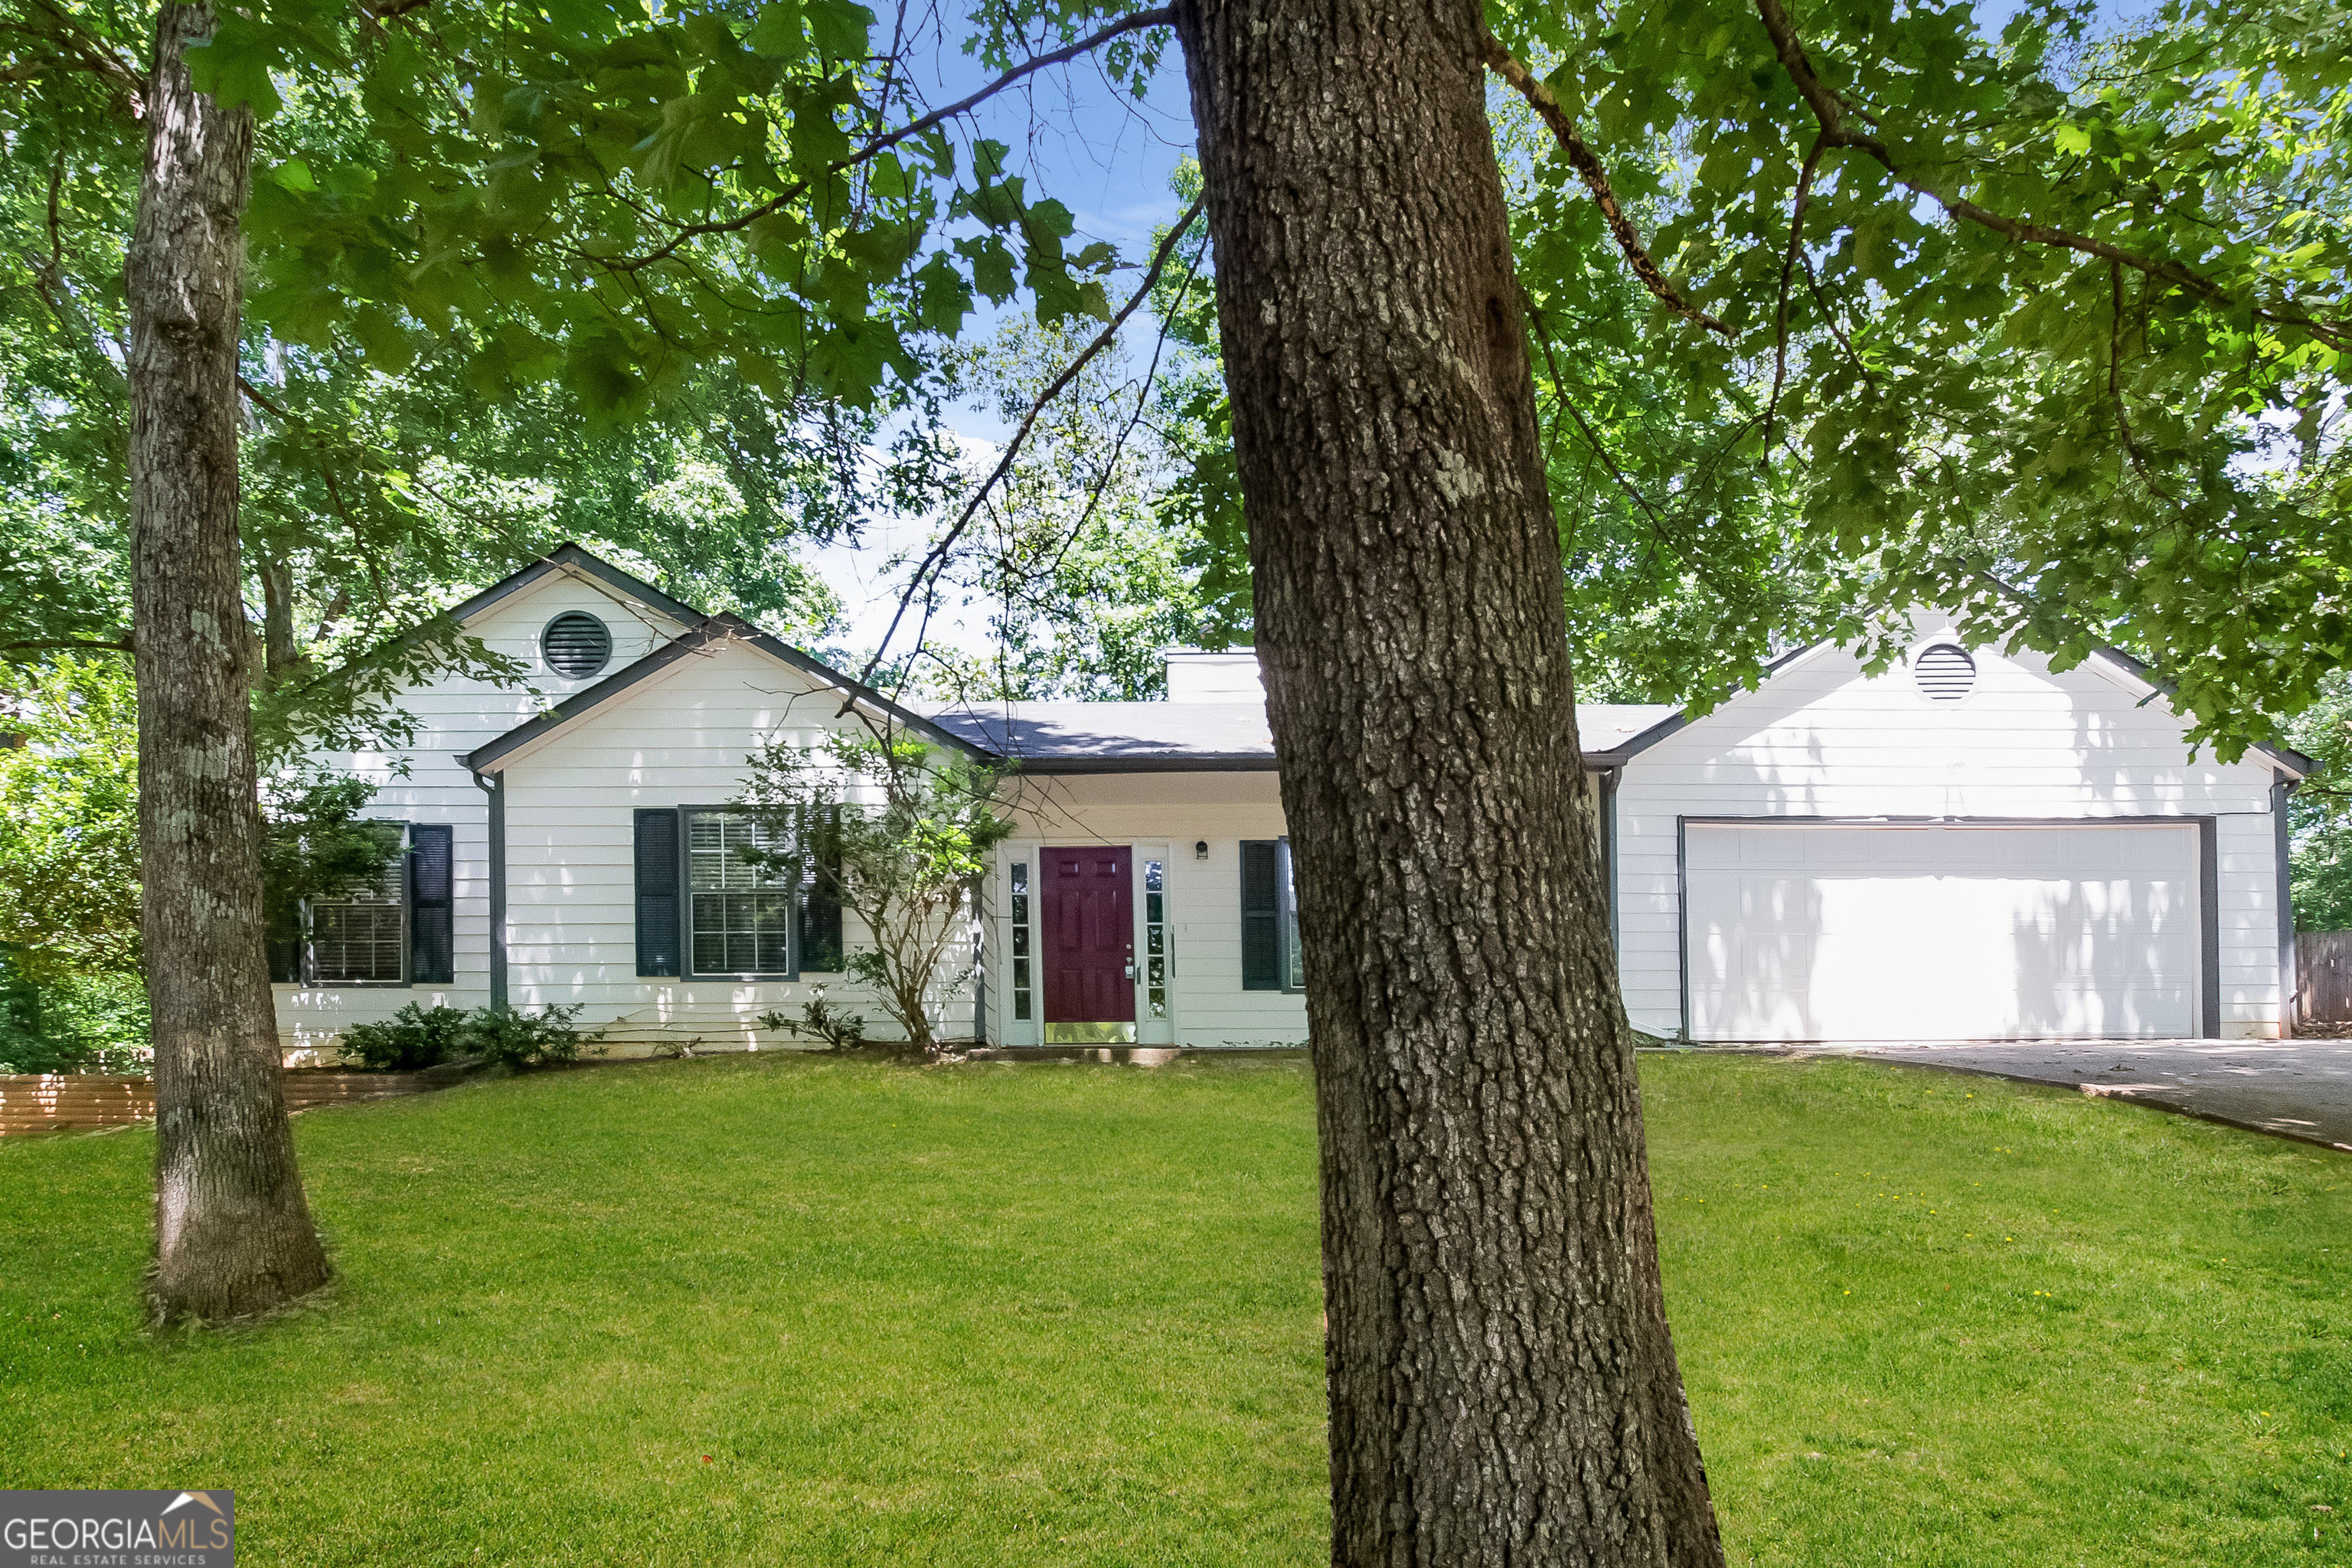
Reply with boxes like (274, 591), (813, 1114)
(309, 828), (408, 984)
(685, 810), (794, 976)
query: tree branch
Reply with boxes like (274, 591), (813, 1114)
(238, 375), (375, 555)
(1529, 309), (1784, 621)
(1, 635), (133, 655)
(236, 374), (291, 421)
(2108, 259), (2177, 502)
(9, 0), (144, 113)
(1014, 227), (1206, 606)
(1765, 135), (1827, 451)
(847, 189), (1208, 705)
(1798, 248), (1870, 381)
(1481, 35), (1733, 338)
(1751, 0), (2349, 351)
(603, 8), (1174, 274)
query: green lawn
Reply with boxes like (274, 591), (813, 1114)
(4, 1053), (2347, 1566)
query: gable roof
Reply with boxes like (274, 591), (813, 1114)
(451, 561), (2314, 783)
(445, 541), (708, 631)
(455, 547), (985, 773)
(1592, 641), (1829, 767)
(1599, 636), (2314, 779)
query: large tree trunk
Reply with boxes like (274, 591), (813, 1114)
(130, 2), (331, 1323)
(1172, 2), (1724, 1562)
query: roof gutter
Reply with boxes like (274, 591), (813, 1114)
(1000, 753), (1638, 775)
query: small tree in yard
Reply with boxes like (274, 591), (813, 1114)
(737, 733), (1011, 1057)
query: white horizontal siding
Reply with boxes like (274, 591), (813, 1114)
(277, 569), (695, 1053)
(1612, 632), (2291, 1040)
(489, 636), (961, 1046)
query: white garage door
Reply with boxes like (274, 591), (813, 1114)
(1684, 822), (2200, 1041)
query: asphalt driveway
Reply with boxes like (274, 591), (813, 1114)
(1832, 1040), (2352, 1152)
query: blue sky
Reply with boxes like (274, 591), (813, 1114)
(805, 29), (1198, 660)
(924, 28), (1198, 335)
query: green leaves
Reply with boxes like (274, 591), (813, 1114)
(28, 0), (2352, 757)
(806, 0), (877, 63)
(1483, 0), (2352, 747)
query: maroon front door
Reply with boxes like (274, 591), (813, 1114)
(1042, 845), (1135, 1024)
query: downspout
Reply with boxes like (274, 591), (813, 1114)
(2275, 777), (2298, 1037)
(471, 769), (508, 1011)
(1599, 766), (1622, 956)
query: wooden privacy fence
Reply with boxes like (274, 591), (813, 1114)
(2297, 930), (2352, 1025)
(0, 1069), (459, 1137)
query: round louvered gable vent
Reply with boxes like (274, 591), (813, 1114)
(1913, 643), (1977, 702)
(541, 612), (612, 678)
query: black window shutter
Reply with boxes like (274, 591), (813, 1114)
(1241, 840), (1282, 990)
(635, 808), (681, 976)
(798, 807), (844, 973)
(409, 824), (455, 984)
(265, 901), (302, 984)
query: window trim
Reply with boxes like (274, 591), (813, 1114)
(1278, 837), (1302, 994)
(676, 804), (800, 982)
(301, 819), (413, 988)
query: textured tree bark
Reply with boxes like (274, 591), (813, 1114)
(257, 547), (299, 678)
(1172, 2), (1725, 1562)
(130, 2), (331, 1322)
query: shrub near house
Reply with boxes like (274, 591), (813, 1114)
(339, 1003), (598, 1072)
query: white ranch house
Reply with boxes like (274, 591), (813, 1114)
(276, 544), (2309, 1057)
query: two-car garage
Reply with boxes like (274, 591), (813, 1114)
(1681, 820), (2210, 1042)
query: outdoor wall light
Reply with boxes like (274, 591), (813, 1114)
(1194, 840), (1210, 861)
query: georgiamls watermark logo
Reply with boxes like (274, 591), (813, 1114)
(1, 1489), (234, 1567)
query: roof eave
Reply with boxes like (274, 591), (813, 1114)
(1004, 753), (1638, 775)
(465, 619), (991, 775)
(1009, 754), (1280, 775)
(444, 541), (708, 630)
(2088, 646), (2314, 779)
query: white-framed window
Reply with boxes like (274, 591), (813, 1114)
(684, 808), (794, 978)
(1008, 858), (1034, 1021)
(308, 824), (409, 985)
(1143, 857), (1169, 1018)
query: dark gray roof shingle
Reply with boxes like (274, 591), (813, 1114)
(923, 701), (1681, 773)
